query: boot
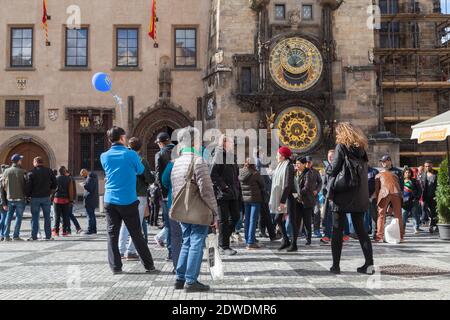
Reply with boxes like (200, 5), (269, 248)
(286, 243), (298, 252)
(278, 239), (290, 251)
(357, 263), (375, 275)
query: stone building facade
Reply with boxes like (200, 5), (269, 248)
(0, 0), (447, 185)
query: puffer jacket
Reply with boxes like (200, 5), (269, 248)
(239, 167), (265, 203)
(326, 144), (369, 213)
(171, 152), (218, 217)
(210, 146), (241, 201)
(294, 168), (315, 209)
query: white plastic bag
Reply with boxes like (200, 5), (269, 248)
(206, 233), (224, 280)
(385, 218), (401, 244)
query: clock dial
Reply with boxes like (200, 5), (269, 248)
(207, 98), (214, 117)
(275, 107), (321, 153)
(269, 37), (323, 92)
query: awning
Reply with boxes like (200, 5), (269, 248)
(411, 110), (450, 144)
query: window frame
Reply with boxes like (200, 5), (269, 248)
(10, 26), (34, 68)
(4, 100), (20, 128)
(65, 27), (89, 68)
(174, 27), (198, 69)
(0, 96), (44, 129)
(115, 27), (139, 68)
(274, 4), (286, 21)
(302, 4), (313, 21)
(24, 100), (40, 128)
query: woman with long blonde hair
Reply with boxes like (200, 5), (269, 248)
(326, 122), (374, 275)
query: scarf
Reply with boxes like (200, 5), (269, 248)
(269, 159), (289, 214)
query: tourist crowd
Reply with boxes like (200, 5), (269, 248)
(0, 122), (441, 292)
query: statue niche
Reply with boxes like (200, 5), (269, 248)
(159, 56), (172, 102)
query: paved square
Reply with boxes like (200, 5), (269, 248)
(1, 208), (450, 300)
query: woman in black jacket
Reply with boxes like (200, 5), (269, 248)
(290, 157), (315, 251)
(239, 158), (265, 250)
(327, 122), (374, 275)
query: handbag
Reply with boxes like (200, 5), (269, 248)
(169, 157), (214, 226)
(333, 147), (362, 193)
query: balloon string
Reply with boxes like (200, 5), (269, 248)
(110, 90), (124, 128)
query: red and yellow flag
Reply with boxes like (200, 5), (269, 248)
(148, 0), (157, 41)
(42, 0), (49, 45)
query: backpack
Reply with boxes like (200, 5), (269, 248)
(333, 146), (363, 193)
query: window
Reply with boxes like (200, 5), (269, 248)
(25, 100), (40, 127)
(241, 67), (252, 93)
(302, 5), (313, 20)
(5, 100), (20, 127)
(379, 0), (399, 14)
(275, 4), (286, 20)
(10, 28), (33, 67)
(80, 133), (106, 172)
(116, 28), (138, 67)
(175, 28), (197, 68)
(65, 28), (88, 67)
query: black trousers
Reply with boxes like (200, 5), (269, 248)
(150, 201), (160, 226)
(218, 200), (240, 249)
(292, 202), (312, 245)
(259, 201), (276, 239)
(54, 203), (70, 233)
(422, 199), (438, 227)
(105, 201), (154, 271)
(331, 212), (374, 268)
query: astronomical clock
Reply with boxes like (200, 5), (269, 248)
(269, 37), (324, 153)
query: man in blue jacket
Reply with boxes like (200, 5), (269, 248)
(101, 127), (156, 274)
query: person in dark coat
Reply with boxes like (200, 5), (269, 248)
(52, 166), (74, 236)
(210, 135), (242, 256)
(290, 157), (315, 251)
(81, 169), (99, 235)
(326, 122), (374, 275)
(239, 158), (265, 250)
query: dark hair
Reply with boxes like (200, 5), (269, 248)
(295, 156), (307, 164)
(128, 137), (142, 151)
(34, 156), (44, 165)
(424, 160), (433, 165)
(58, 166), (67, 176)
(403, 167), (413, 177)
(107, 126), (126, 143)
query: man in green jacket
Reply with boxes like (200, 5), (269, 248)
(2, 154), (27, 241)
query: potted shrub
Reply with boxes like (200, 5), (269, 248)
(436, 158), (450, 240)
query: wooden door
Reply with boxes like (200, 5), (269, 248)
(6, 143), (50, 172)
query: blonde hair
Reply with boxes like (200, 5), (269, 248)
(335, 122), (368, 150)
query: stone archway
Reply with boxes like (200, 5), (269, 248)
(0, 134), (56, 171)
(133, 104), (194, 168)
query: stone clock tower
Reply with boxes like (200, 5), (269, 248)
(203, 0), (381, 163)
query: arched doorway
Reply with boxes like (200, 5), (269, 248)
(133, 104), (194, 169)
(6, 142), (50, 171)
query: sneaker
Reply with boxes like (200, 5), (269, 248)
(220, 248), (237, 256)
(154, 236), (165, 248)
(320, 237), (331, 244)
(174, 280), (185, 290)
(112, 269), (123, 275)
(3, 237), (12, 242)
(185, 281), (210, 292)
(126, 253), (140, 261)
(145, 266), (158, 274)
(342, 235), (350, 242)
(76, 228), (83, 234)
(26, 237), (38, 241)
(246, 243), (260, 250)
(13, 237), (24, 241)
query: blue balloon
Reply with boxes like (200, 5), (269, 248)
(92, 72), (112, 92)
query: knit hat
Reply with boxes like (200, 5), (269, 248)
(278, 146), (292, 159)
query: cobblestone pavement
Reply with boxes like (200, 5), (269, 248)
(1, 210), (450, 300)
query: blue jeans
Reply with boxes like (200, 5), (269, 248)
(346, 213), (353, 235)
(4, 201), (26, 239)
(158, 200), (172, 257)
(0, 207), (7, 238)
(176, 223), (209, 285)
(170, 218), (183, 270)
(244, 203), (260, 245)
(68, 205), (81, 231)
(235, 208), (243, 232)
(85, 206), (97, 233)
(31, 197), (52, 240)
(402, 202), (421, 230)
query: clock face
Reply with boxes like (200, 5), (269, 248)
(275, 106), (321, 153)
(269, 37), (323, 92)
